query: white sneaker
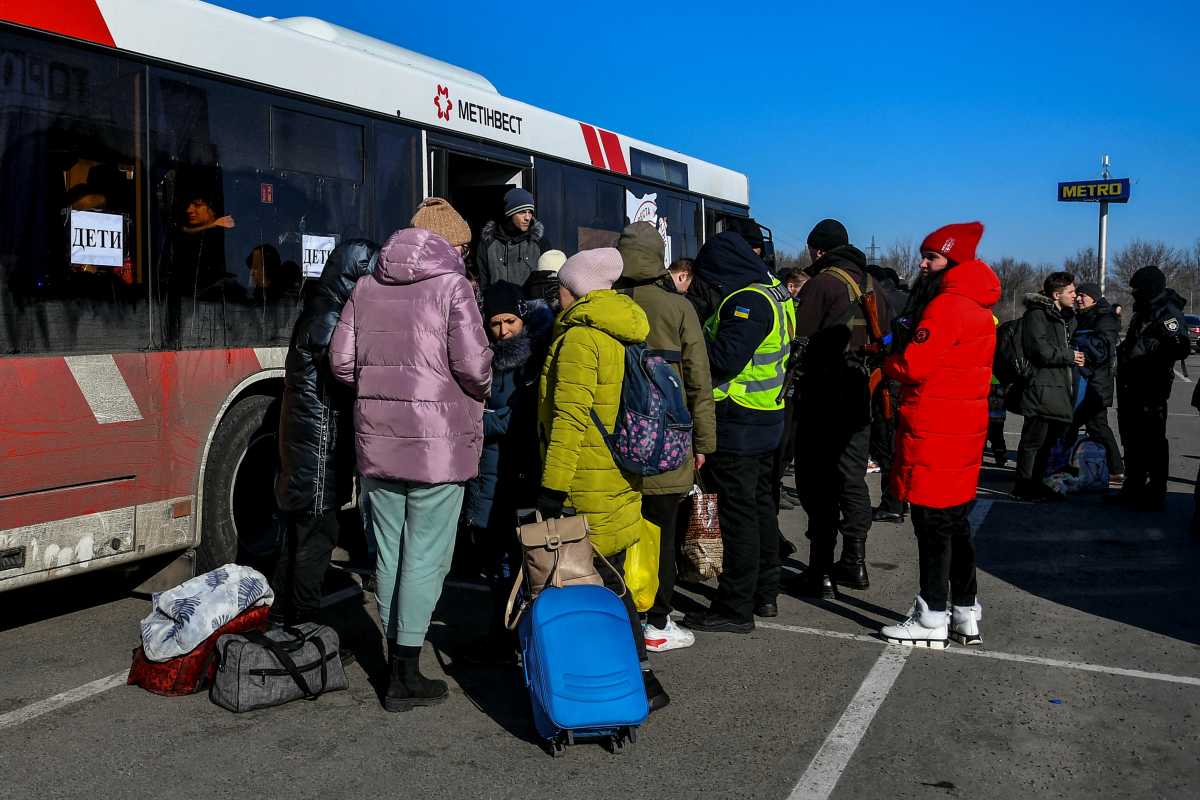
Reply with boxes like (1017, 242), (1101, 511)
(880, 596), (949, 649)
(644, 618), (695, 653)
(950, 602), (983, 646)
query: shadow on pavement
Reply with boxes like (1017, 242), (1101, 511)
(975, 489), (1200, 645)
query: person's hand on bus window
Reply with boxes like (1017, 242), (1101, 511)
(214, 214), (236, 230)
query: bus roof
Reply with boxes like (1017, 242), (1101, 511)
(4, 0), (750, 205)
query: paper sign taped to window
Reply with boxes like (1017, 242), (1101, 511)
(70, 210), (124, 267)
(301, 234), (338, 278)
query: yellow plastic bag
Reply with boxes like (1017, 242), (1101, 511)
(624, 521), (660, 613)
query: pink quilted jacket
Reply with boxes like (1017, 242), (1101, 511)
(330, 228), (492, 484)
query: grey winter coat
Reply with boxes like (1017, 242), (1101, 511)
(475, 219), (550, 289)
(1019, 293), (1077, 423)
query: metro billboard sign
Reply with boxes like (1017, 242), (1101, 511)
(1058, 178), (1130, 203)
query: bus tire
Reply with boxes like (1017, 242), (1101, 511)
(197, 393), (282, 574)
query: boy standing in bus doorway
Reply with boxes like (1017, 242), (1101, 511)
(476, 187), (552, 290)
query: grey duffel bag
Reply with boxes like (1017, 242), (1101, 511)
(210, 623), (347, 712)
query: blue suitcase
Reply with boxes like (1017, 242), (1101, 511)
(519, 584), (648, 755)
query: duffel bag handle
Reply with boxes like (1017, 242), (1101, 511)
(243, 631), (323, 699)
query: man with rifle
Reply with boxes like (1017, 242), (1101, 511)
(789, 219), (891, 597)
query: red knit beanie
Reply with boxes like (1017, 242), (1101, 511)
(920, 221), (984, 265)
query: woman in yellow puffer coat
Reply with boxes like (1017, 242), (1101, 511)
(535, 247), (668, 711)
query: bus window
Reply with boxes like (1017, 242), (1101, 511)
(532, 158), (563, 251)
(0, 32), (148, 356)
(373, 121), (422, 242)
(149, 71), (370, 349)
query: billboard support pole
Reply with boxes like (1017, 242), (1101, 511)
(1098, 154), (1110, 295)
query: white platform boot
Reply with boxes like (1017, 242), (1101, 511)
(880, 596), (950, 649)
(950, 602), (983, 646)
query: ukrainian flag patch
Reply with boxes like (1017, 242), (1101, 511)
(733, 305), (751, 319)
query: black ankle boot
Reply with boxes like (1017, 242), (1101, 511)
(833, 538), (870, 590)
(384, 644), (448, 712)
(792, 541), (837, 599)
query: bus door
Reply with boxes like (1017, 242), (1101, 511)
(426, 135), (532, 258)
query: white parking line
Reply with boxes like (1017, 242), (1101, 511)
(787, 647), (910, 800)
(757, 621), (1200, 687)
(0, 671), (128, 732)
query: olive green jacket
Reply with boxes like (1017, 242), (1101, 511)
(617, 222), (717, 495)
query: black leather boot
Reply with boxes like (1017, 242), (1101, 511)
(833, 538), (869, 590)
(384, 643), (448, 712)
(792, 541), (837, 599)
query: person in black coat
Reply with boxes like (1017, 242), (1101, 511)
(865, 265), (908, 522)
(272, 239), (379, 624)
(1112, 265), (1192, 510)
(463, 281), (552, 658)
(1013, 272), (1083, 501)
(1070, 283), (1123, 480)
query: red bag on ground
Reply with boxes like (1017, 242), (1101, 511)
(127, 605), (271, 696)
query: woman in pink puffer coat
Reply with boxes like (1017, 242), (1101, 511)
(330, 198), (491, 711)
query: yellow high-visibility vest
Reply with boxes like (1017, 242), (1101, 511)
(704, 279), (796, 411)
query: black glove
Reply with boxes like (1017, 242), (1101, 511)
(536, 489), (568, 520)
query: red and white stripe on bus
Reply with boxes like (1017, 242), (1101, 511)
(0, 349), (282, 587)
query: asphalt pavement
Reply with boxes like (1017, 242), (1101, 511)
(2, 356), (1197, 800)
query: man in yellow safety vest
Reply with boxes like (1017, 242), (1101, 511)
(681, 230), (796, 634)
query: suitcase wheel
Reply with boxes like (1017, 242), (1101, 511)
(548, 739), (565, 758)
(610, 731), (629, 755)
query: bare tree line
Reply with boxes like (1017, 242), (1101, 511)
(777, 237), (1200, 322)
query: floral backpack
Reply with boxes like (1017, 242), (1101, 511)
(591, 344), (692, 476)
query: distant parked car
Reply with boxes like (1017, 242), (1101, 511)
(1187, 314), (1200, 353)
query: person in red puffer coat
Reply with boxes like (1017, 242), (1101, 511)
(878, 222), (1000, 649)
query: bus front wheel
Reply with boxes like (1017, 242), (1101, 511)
(197, 394), (283, 574)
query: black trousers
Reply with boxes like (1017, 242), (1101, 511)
(599, 549), (647, 662)
(1015, 416), (1070, 485)
(1117, 395), (1169, 496)
(771, 399), (798, 512)
(869, 392), (897, 474)
(703, 452), (779, 623)
(1073, 394), (1124, 475)
(270, 511), (339, 624)
(912, 502), (977, 613)
(641, 493), (684, 629)
(986, 417), (1007, 457)
(795, 417), (873, 552)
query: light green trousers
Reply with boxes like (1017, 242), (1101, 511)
(362, 478), (464, 647)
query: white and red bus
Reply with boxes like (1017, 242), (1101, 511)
(0, 0), (762, 591)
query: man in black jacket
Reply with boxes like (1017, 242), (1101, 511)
(682, 232), (792, 633)
(790, 219), (887, 596)
(1112, 265), (1192, 510)
(1072, 283), (1124, 482)
(1013, 272), (1083, 501)
(476, 187), (551, 290)
(273, 239), (379, 625)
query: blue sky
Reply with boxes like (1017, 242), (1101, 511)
(213, 0), (1200, 264)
